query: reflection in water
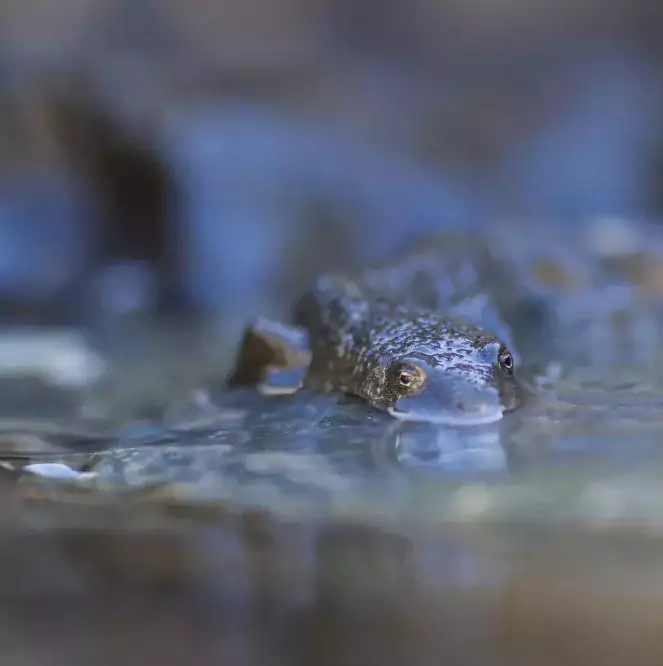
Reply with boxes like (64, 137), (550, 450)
(391, 422), (506, 473)
(9, 364), (663, 523)
(5, 324), (663, 666)
(1, 1), (663, 663)
(6, 367), (663, 665)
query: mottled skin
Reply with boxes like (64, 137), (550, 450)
(231, 249), (523, 424)
(291, 275), (521, 424)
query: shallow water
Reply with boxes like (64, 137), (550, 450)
(9, 351), (663, 524)
(5, 319), (663, 664)
(7, 376), (663, 666)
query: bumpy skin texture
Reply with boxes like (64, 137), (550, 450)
(228, 234), (526, 422)
(293, 269), (522, 422)
(234, 223), (663, 419)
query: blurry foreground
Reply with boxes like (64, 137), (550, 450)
(3, 0), (663, 665)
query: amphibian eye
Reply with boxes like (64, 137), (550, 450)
(498, 348), (514, 372)
(395, 362), (427, 392)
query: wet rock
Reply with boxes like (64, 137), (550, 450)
(0, 329), (105, 388)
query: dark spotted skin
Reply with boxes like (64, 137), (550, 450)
(232, 221), (663, 420)
(230, 235), (525, 422)
(293, 272), (522, 418)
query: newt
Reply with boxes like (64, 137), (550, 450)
(229, 238), (524, 426)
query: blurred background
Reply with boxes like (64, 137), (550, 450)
(4, 2), (663, 665)
(2, 0), (663, 400)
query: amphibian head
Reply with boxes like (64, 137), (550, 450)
(358, 313), (523, 426)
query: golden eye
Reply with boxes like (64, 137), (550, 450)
(396, 363), (427, 391)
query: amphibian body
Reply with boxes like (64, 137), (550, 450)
(230, 242), (524, 426)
